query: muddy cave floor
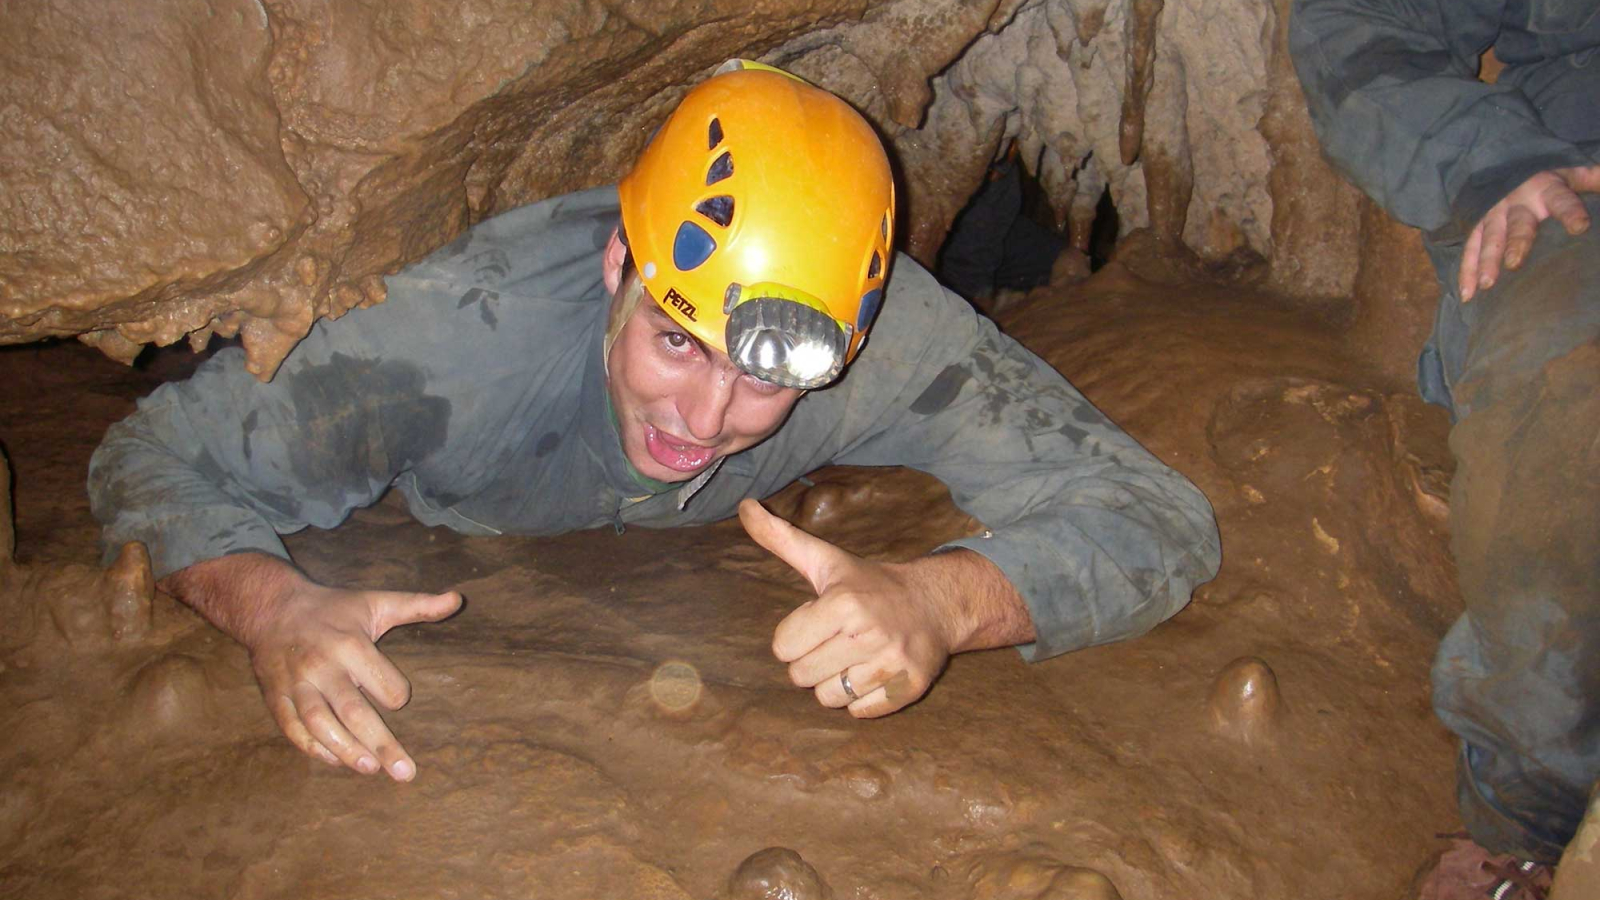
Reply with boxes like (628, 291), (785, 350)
(0, 261), (1467, 899)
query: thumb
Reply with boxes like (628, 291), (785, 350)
(738, 498), (847, 595)
(371, 589), (463, 638)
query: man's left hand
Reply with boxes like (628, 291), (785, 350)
(738, 498), (956, 716)
(739, 498), (1036, 717)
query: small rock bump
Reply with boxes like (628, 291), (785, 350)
(294, 255), (324, 287)
(966, 846), (1123, 900)
(186, 327), (214, 353)
(793, 481), (872, 532)
(1208, 656), (1283, 745)
(834, 763), (891, 801)
(727, 847), (832, 900)
(126, 654), (213, 734)
(247, 220), (283, 245)
(359, 274), (387, 305)
(334, 283), (364, 307)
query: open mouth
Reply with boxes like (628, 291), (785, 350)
(642, 423), (718, 474)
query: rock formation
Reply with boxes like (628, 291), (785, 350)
(965, 844), (1124, 900)
(1, 0), (1436, 380)
(1207, 655), (1284, 746)
(0, 446), (160, 662)
(727, 846), (834, 900)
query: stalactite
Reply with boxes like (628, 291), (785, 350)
(1118, 0), (1165, 166)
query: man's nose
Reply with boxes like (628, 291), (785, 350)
(680, 363), (737, 442)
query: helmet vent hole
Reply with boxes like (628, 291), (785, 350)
(708, 118), (724, 150)
(696, 195), (735, 228)
(706, 151), (734, 186)
(880, 214), (888, 240)
(868, 251), (881, 280)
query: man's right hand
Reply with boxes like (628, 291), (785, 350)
(158, 553), (461, 780)
(247, 582), (462, 780)
(1460, 165), (1600, 301)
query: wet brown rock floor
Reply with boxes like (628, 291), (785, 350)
(0, 262), (1463, 899)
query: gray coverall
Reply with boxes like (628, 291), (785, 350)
(89, 186), (1221, 665)
(1291, 0), (1600, 864)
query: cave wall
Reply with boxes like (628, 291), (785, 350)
(0, 0), (1437, 382)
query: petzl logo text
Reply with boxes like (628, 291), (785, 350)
(665, 287), (698, 321)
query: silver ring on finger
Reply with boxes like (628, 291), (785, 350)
(839, 670), (860, 702)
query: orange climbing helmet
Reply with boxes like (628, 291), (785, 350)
(618, 60), (896, 389)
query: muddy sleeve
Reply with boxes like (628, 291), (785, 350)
(88, 188), (615, 580)
(1289, 0), (1596, 238)
(827, 262), (1221, 661)
(88, 323), (453, 581)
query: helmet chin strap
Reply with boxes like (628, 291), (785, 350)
(603, 263), (647, 377)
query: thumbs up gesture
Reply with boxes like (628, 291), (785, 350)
(737, 498), (961, 717)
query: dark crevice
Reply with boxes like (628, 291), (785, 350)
(1088, 185), (1119, 272)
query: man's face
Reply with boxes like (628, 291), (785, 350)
(607, 297), (804, 483)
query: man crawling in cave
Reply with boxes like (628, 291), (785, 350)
(89, 61), (1220, 783)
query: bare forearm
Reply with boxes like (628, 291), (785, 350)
(158, 552), (308, 648)
(893, 548), (1035, 653)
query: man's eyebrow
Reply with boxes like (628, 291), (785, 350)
(645, 303), (712, 356)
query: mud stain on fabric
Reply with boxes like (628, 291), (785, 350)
(196, 446), (302, 519)
(286, 354), (450, 492)
(459, 289), (500, 331)
(241, 411), (258, 461)
(911, 365), (972, 415)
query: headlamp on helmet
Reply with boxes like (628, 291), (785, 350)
(723, 282), (850, 389)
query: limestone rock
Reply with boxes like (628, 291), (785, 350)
(792, 479), (874, 532)
(105, 541), (157, 642)
(0, 0), (308, 362)
(965, 845), (1123, 900)
(124, 653), (215, 734)
(784, 0), (1278, 273)
(1, 0), (1433, 381)
(728, 847), (834, 900)
(1, 0), (893, 378)
(0, 449), (165, 659)
(1208, 656), (1283, 745)
(37, 540), (157, 650)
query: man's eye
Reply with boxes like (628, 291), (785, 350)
(663, 332), (691, 350)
